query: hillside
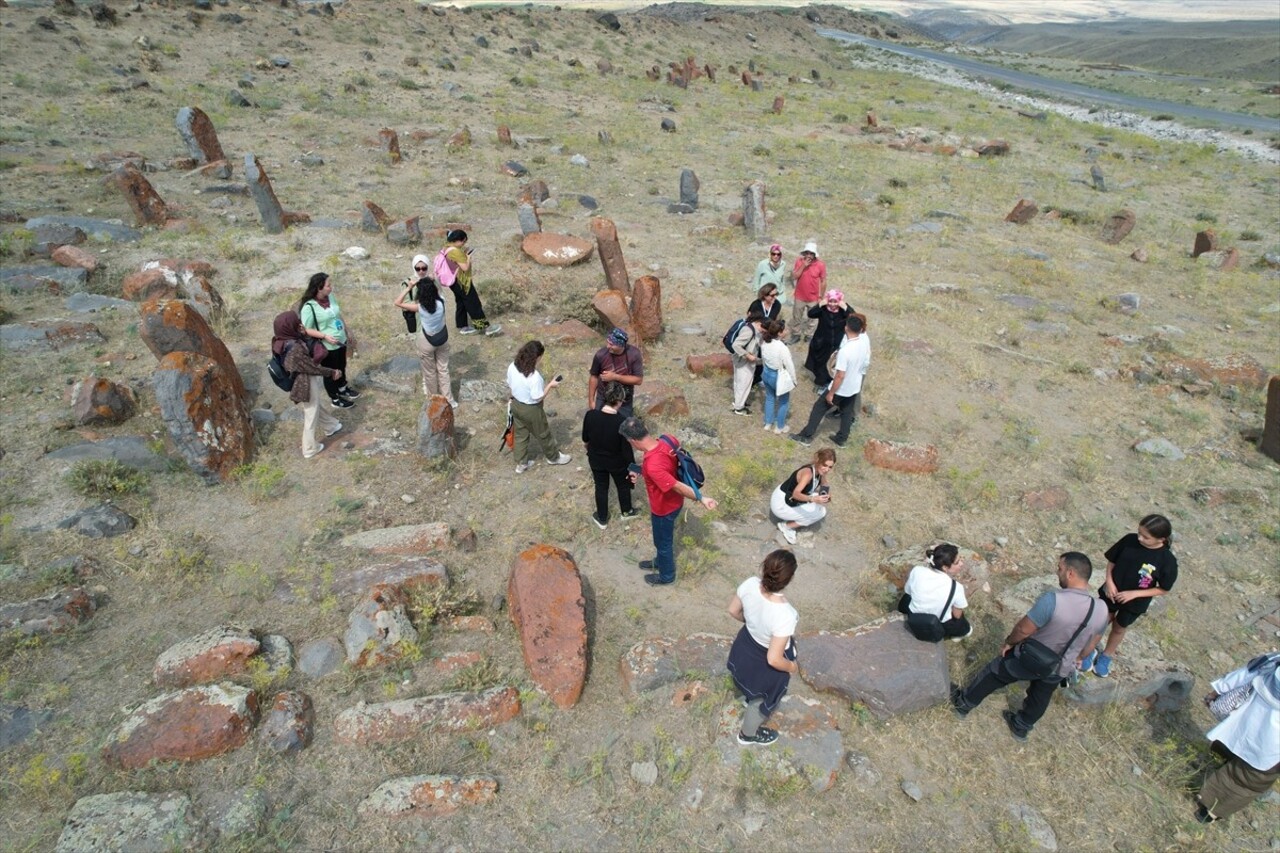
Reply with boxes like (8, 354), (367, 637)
(0, 1), (1278, 850)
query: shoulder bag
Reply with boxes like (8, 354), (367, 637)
(1015, 597), (1096, 679)
(905, 579), (956, 643)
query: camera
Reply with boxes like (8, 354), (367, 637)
(553, 374), (563, 383)
(818, 486), (830, 496)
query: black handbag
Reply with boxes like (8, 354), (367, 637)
(905, 580), (956, 643)
(402, 309), (418, 333)
(1015, 598), (1096, 679)
(423, 325), (448, 347)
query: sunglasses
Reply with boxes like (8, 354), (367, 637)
(770, 251), (781, 256)
(414, 266), (428, 271)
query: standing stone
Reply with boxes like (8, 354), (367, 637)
(361, 200), (391, 233)
(866, 111), (878, 127)
(1261, 376), (1280, 463)
(109, 163), (169, 227)
(152, 351), (254, 483)
(497, 125), (512, 146)
(1192, 229), (1217, 258)
(1005, 199), (1038, 224)
(771, 96), (784, 114)
(508, 544), (587, 709)
(517, 202), (541, 236)
(71, 378), (137, 425)
(630, 275), (662, 342)
(174, 107), (230, 178)
(679, 168), (699, 210)
(1090, 165), (1105, 192)
(1099, 209), (1136, 244)
(590, 217), (630, 295)
(598, 129), (613, 145)
(378, 128), (401, 164)
(416, 395), (457, 459)
(386, 217), (422, 246)
(244, 154), (309, 234)
(139, 299), (246, 400)
(591, 289), (631, 330)
(447, 127), (471, 148)
(742, 181), (767, 239)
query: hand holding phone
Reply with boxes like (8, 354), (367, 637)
(553, 374), (563, 383)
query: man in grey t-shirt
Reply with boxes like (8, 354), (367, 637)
(951, 551), (1109, 741)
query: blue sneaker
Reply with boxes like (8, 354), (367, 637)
(1093, 653), (1113, 678)
(1079, 649), (1097, 674)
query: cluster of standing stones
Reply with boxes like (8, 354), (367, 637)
(0, 59), (1276, 844)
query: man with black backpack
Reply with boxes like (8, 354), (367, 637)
(951, 552), (1109, 741)
(619, 416), (718, 587)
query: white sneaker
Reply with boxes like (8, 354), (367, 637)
(777, 522), (797, 545)
(459, 326), (478, 335)
(778, 424), (790, 434)
(448, 399), (459, 409)
(324, 422), (343, 437)
(549, 452), (571, 465)
(515, 460), (533, 474)
(763, 424), (774, 433)
(303, 443), (325, 459)
(484, 324), (504, 337)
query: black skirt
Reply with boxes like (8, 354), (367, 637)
(726, 625), (795, 716)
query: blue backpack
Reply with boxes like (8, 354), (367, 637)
(721, 317), (751, 354)
(658, 434), (705, 499)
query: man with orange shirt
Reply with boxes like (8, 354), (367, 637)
(788, 241), (826, 344)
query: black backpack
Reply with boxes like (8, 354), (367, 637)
(904, 579), (956, 643)
(721, 317), (752, 354)
(267, 340), (305, 393)
(658, 435), (706, 499)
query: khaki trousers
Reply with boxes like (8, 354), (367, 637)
(300, 374), (340, 458)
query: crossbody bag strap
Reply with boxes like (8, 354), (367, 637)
(1055, 598), (1097, 664)
(939, 579), (957, 620)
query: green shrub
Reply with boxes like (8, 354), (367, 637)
(714, 454), (777, 519)
(67, 461), (148, 497)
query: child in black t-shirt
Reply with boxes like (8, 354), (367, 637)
(1081, 513), (1178, 678)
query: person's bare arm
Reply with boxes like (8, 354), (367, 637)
(766, 635), (798, 673)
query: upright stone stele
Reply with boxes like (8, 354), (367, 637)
(109, 163), (169, 227)
(1261, 376), (1280, 463)
(244, 154), (309, 234)
(175, 107), (230, 179)
(742, 180), (767, 240)
(378, 128), (401, 165)
(678, 168), (699, 210)
(589, 217), (629, 295)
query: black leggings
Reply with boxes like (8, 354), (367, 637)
(591, 468), (633, 522)
(450, 283), (488, 330)
(320, 346), (348, 398)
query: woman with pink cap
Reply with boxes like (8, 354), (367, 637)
(803, 289), (850, 388)
(752, 244), (786, 294)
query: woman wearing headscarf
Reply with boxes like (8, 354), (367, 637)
(398, 255), (433, 334)
(1195, 652), (1280, 824)
(271, 311), (344, 459)
(803, 290), (850, 388)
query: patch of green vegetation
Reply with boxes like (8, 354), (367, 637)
(66, 461), (149, 498)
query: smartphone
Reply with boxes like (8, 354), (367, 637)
(818, 486), (830, 496)
(627, 463), (642, 475)
(553, 374), (563, 383)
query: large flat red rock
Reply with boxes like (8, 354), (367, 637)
(521, 232), (593, 266)
(508, 544), (587, 709)
(101, 684), (258, 768)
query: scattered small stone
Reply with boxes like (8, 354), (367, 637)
(881, 535), (898, 549)
(297, 637), (344, 679)
(1133, 438), (1185, 460)
(341, 246), (369, 260)
(630, 761), (659, 786)
(901, 780), (924, 802)
(660, 118), (676, 133)
(1009, 803), (1058, 851)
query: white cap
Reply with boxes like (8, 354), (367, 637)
(802, 241), (819, 256)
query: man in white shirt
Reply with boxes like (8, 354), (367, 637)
(790, 314), (869, 447)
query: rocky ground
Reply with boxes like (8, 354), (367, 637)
(1, 1), (1278, 850)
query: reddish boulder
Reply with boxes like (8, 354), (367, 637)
(590, 217), (630, 294)
(358, 775), (498, 818)
(260, 690), (314, 754)
(975, 140), (1010, 156)
(333, 685), (520, 744)
(592, 289), (632, 330)
(497, 125), (512, 146)
(771, 96), (785, 114)
(1005, 199), (1038, 225)
(521, 232), (594, 266)
(139, 300), (245, 399)
(51, 245), (99, 272)
(153, 625), (260, 688)
(685, 353), (733, 376)
(101, 684), (258, 769)
(1202, 248), (1240, 271)
(630, 275), (662, 342)
(175, 106), (228, 169)
(378, 128), (401, 164)
(108, 162), (169, 226)
(508, 544), (587, 709)
(1161, 353), (1267, 390)
(122, 268), (176, 302)
(518, 180), (550, 204)
(416, 394), (456, 459)
(1192, 229), (1217, 258)
(1100, 209), (1136, 244)
(446, 127), (471, 148)
(863, 439), (939, 474)
(152, 351), (254, 483)
(634, 381), (689, 417)
(0, 587), (96, 637)
(71, 377), (137, 425)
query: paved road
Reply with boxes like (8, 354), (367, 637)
(818, 28), (1280, 134)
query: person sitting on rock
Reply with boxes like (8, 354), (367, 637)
(897, 543), (973, 641)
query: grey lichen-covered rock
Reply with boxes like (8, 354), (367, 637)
(0, 587), (96, 637)
(207, 787), (268, 843)
(357, 774), (499, 818)
(46, 437), (170, 472)
(458, 380), (508, 403)
(25, 215), (141, 243)
(1133, 438), (1185, 460)
(1008, 803), (1058, 851)
(258, 634), (294, 678)
(630, 761), (659, 786)
(329, 557), (448, 599)
(0, 703), (56, 748)
(55, 504), (136, 538)
(260, 690), (314, 754)
(55, 791), (202, 853)
(619, 634), (731, 694)
(297, 637), (344, 679)
(343, 585), (419, 668)
(0, 264), (89, 293)
(334, 686), (521, 745)
(715, 695), (843, 793)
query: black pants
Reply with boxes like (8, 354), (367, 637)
(591, 468), (633, 522)
(956, 653), (1059, 736)
(897, 594), (972, 638)
(796, 391), (859, 445)
(319, 346), (348, 399)
(450, 283), (488, 330)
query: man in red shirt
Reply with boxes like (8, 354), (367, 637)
(620, 417), (718, 586)
(788, 241), (826, 344)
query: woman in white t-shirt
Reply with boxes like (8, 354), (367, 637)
(726, 550), (799, 746)
(897, 543), (972, 640)
(506, 340), (571, 474)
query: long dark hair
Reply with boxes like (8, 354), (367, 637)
(416, 278), (440, 314)
(514, 340), (545, 376)
(297, 271), (329, 312)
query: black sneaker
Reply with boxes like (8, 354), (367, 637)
(330, 396), (355, 409)
(827, 434), (847, 447)
(638, 559), (656, 570)
(644, 573), (673, 586)
(950, 686), (971, 720)
(619, 510), (639, 519)
(790, 433), (812, 446)
(737, 726), (779, 746)
(1194, 804), (1218, 824)
(732, 407), (751, 416)
(590, 513), (607, 530)
(339, 386), (360, 399)
(1001, 710), (1029, 742)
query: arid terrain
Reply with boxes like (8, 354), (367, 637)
(0, 1), (1278, 850)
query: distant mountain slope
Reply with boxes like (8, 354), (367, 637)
(942, 18), (1280, 81)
